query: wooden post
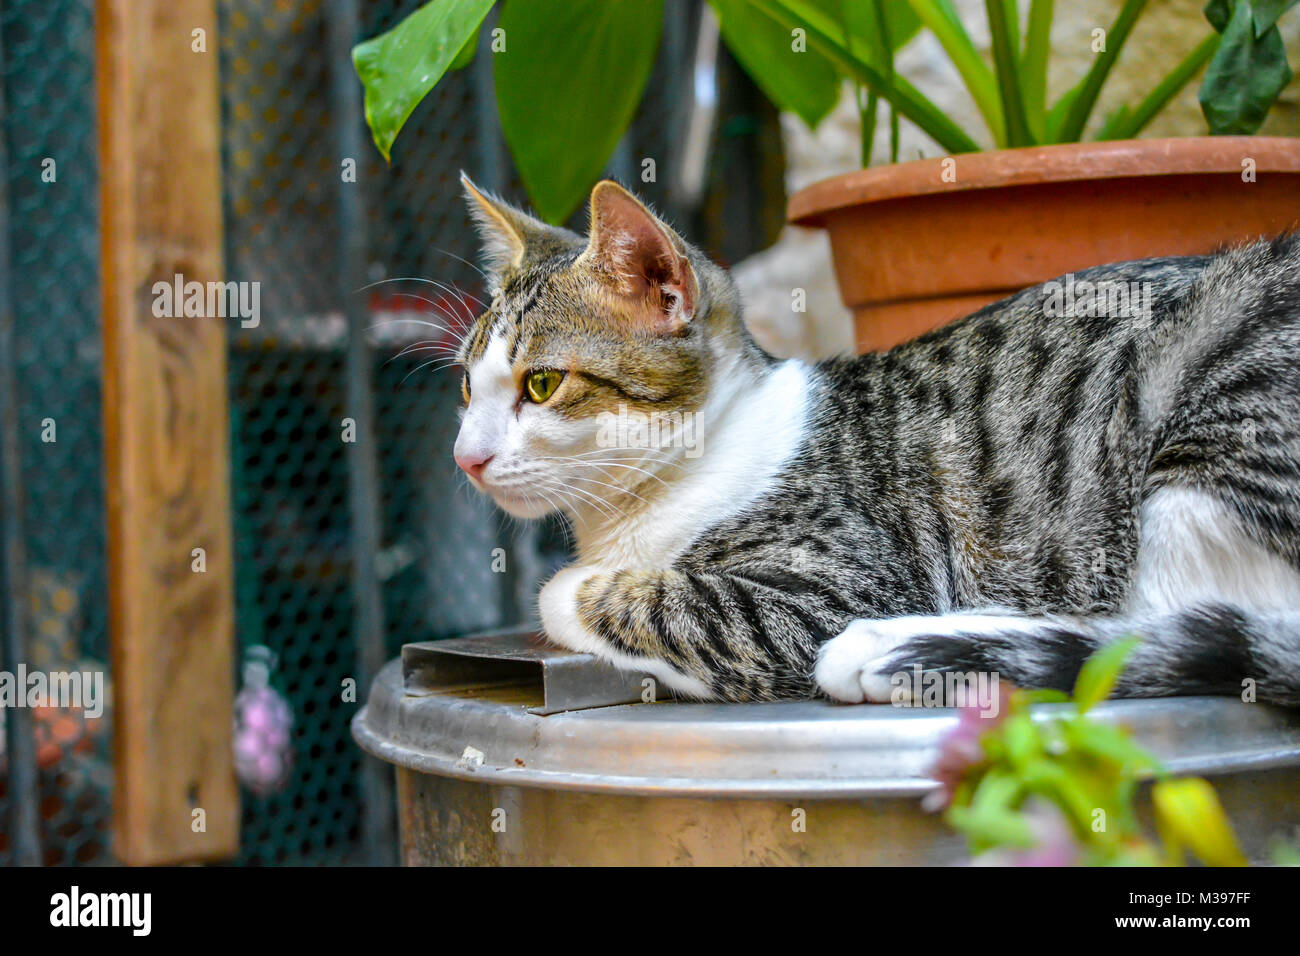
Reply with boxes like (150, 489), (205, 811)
(97, 0), (239, 864)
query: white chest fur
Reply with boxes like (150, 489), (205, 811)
(574, 358), (813, 568)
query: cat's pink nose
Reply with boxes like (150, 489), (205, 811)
(455, 451), (493, 482)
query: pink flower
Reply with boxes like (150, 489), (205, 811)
(923, 680), (1013, 812)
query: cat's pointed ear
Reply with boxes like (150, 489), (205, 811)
(461, 172), (549, 280)
(581, 180), (697, 332)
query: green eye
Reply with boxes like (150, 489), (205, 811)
(524, 369), (564, 404)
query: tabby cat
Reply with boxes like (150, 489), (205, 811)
(452, 175), (1300, 706)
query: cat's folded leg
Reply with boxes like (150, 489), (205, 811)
(538, 565), (716, 699)
(538, 564), (826, 702)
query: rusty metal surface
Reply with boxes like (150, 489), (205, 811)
(395, 769), (966, 865)
(393, 766), (1300, 866)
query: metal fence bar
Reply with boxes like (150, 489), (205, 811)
(661, 0), (689, 226)
(0, 20), (43, 868)
(327, 0), (395, 866)
(473, 6), (505, 195)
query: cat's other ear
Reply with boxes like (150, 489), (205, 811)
(581, 180), (697, 332)
(461, 172), (550, 280)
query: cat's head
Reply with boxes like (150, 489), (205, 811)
(452, 176), (760, 519)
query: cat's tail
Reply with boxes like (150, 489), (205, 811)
(890, 603), (1300, 707)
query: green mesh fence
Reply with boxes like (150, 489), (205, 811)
(0, 0), (112, 867)
(1, 0), (781, 867)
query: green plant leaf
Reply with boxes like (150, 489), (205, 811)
(1205, 0), (1232, 31)
(1000, 0), (1020, 53)
(1098, 31), (1219, 139)
(495, 0), (664, 224)
(1019, 687), (1072, 706)
(353, 0), (498, 161)
(1044, 84), (1079, 141)
(450, 24), (481, 71)
(1072, 637), (1140, 713)
(1052, 0), (1148, 142)
(1060, 718), (1162, 775)
(819, 0), (921, 67)
(710, 0), (840, 128)
(947, 804), (1038, 851)
(860, 89), (879, 165)
(715, 0), (920, 137)
(1018, 757), (1112, 840)
(1022, 0), (1054, 139)
(986, 0), (1034, 145)
(971, 767), (1024, 812)
(1251, 0), (1300, 33)
(1095, 103), (1131, 140)
(1003, 714), (1042, 769)
(867, 0), (903, 161)
(749, 0), (981, 153)
(1205, 0), (1233, 31)
(1200, 0), (1294, 134)
(907, 0), (1004, 144)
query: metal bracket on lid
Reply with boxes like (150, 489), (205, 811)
(401, 629), (652, 715)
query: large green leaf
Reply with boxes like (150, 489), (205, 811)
(495, 0), (663, 224)
(710, 0), (840, 129)
(711, 0), (920, 154)
(353, 0), (497, 161)
(450, 24), (481, 71)
(1211, 0), (1300, 33)
(834, 0), (923, 62)
(1200, 0), (1294, 134)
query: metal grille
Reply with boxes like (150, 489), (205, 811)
(1, 0), (781, 867)
(0, 0), (112, 867)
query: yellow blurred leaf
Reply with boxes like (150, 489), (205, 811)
(1151, 777), (1247, 867)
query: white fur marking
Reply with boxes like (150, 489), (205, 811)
(1130, 487), (1300, 614)
(456, 333), (514, 482)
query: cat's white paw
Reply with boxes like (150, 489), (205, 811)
(814, 619), (914, 703)
(815, 612), (1039, 703)
(538, 565), (605, 655)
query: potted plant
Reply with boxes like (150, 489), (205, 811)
(778, 0), (1300, 350)
(354, 0), (1300, 350)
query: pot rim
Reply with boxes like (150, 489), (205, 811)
(788, 136), (1300, 227)
(353, 659), (1300, 799)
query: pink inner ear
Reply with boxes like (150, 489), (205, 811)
(591, 190), (696, 326)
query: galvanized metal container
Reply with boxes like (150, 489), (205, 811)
(353, 632), (1300, 865)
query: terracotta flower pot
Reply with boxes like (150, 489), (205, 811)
(787, 137), (1300, 353)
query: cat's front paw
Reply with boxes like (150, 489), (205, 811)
(814, 619), (913, 703)
(537, 565), (606, 655)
